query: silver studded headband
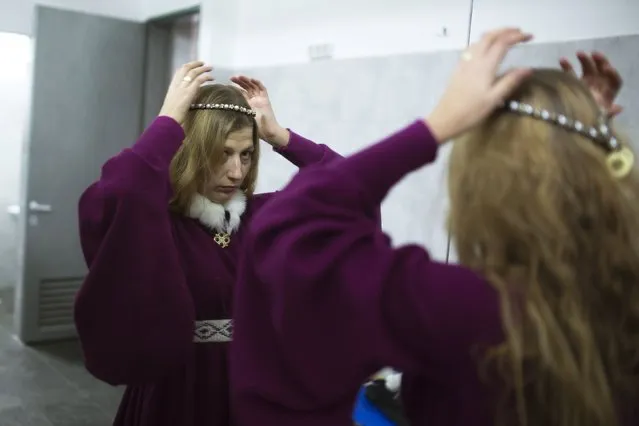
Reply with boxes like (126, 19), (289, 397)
(190, 103), (256, 117)
(504, 100), (634, 178)
(505, 100), (619, 151)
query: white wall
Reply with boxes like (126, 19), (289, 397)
(3, 0), (638, 65)
(469, 0), (639, 43)
(229, 0), (639, 68)
(197, 1), (239, 71)
(233, 0), (471, 67)
(0, 0), (143, 35)
(141, 0), (639, 68)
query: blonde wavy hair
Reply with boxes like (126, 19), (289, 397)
(448, 69), (639, 426)
(169, 84), (260, 214)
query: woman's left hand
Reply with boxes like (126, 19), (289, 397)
(559, 51), (623, 118)
(230, 76), (290, 147)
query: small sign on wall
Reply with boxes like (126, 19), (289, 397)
(308, 43), (334, 61)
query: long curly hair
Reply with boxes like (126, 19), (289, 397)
(448, 69), (639, 426)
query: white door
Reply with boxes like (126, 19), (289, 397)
(14, 6), (147, 343)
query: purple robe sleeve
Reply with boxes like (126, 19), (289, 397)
(75, 116), (196, 386)
(270, 131), (387, 223)
(246, 120), (501, 381)
(273, 130), (342, 167)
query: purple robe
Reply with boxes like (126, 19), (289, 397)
(74, 116), (340, 426)
(230, 120), (504, 426)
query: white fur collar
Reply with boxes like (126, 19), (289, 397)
(187, 191), (247, 234)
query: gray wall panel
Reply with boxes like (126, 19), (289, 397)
(235, 52), (461, 260)
(232, 34), (639, 263)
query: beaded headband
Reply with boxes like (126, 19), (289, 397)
(190, 103), (256, 117)
(504, 100), (634, 178)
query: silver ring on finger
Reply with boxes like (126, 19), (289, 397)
(183, 75), (193, 83)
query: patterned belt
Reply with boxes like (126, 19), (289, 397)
(194, 319), (232, 343)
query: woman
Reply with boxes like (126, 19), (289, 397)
(230, 28), (638, 426)
(74, 62), (340, 426)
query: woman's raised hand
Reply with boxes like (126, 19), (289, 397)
(159, 61), (214, 124)
(230, 75), (290, 147)
(560, 51), (623, 118)
(427, 28), (533, 143)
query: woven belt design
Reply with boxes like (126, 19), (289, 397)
(194, 319), (232, 343)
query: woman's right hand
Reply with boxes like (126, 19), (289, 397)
(159, 61), (214, 124)
(426, 28), (533, 143)
(559, 52), (623, 118)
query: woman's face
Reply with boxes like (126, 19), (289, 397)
(205, 127), (254, 203)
